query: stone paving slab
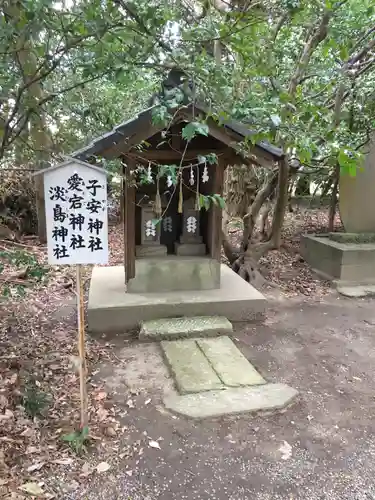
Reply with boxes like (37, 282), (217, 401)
(197, 337), (266, 387)
(161, 340), (223, 394)
(338, 285), (375, 298)
(140, 316), (233, 341)
(164, 383), (298, 419)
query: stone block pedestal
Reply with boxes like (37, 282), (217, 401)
(176, 197), (206, 256)
(175, 242), (206, 256)
(136, 245), (167, 257)
(301, 233), (375, 285)
(127, 256), (220, 293)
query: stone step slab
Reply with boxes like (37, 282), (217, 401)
(197, 337), (266, 387)
(140, 316), (233, 341)
(161, 339), (223, 394)
(164, 383), (298, 419)
(338, 285), (375, 298)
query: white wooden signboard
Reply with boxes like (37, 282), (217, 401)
(42, 158), (108, 265)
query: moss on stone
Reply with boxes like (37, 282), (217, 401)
(328, 232), (375, 244)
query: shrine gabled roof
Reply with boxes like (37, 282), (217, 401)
(224, 120), (283, 158)
(71, 103), (283, 162)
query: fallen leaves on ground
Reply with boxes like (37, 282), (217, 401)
(226, 208), (342, 297)
(19, 482), (44, 496)
(96, 461), (111, 473)
(148, 440), (161, 450)
(0, 227), (136, 498)
(0, 209), (339, 496)
(279, 440), (293, 460)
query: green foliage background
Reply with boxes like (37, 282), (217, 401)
(1, 0), (374, 177)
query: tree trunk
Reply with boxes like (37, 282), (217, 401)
(221, 229), (237, 264)
(295, 174), (310, 196)
(5, 0), (53, 242)
(258, 200), (272, 239)
(225, 164), (258, 219)
(19, 52), (51, 243)
(242, 169), (278, 248)
(269, 156), (289, 248)
(328, 164), (340, 232)
(226, 158), (289, 290)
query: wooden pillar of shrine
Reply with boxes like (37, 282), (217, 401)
(124, 158), (136, 283)
(208, 157), (225, 261)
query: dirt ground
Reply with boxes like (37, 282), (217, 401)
(2, 210), (374, 500)
(67, 291), (375, 500)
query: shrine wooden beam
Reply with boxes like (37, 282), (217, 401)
(126, 149), (228, 162)
(100, 122), (162, 160)
(124, 157), (136, 283)
(121, 160), (126, 254)
(208, 156), (225, 261)
(171, 129), (181, 151)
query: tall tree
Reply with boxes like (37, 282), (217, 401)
(0, 0), (171, 238)
(1, 0), (374, 255)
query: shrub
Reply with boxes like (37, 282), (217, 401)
(0, 167), (37, 235)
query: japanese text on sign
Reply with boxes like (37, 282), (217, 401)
(44, 162), (108, 265)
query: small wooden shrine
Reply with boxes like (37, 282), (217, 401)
(73, 72), (282, 294)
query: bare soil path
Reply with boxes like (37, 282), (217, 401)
(2, 210), (373, 500)
(69, 292), (375, 500)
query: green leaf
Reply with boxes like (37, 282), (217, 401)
(158, 164), (178, 185)
(61, 431), (79, 443)
(206, 153), (218, 165)
(218, 110), (229, 122)
(322, 43), (330, 57)
(151, 106), (170, 127)
(182, 122), (209, 142)
(338, 148), (358, 177)
(210, 195), (218, 206)
(337, 149), (348, 168)
(212, 194), (225, 209)
(325, 0), (332, 9)
(199, 194), (205, 209)
(270, 114), (281, 127)
(348, 164), (357, 177)
(299, 147), (313, 163)
(16, 285), (26, 297)
(167, 99), (180, 109)
(199, 194), (211, 211)
(279, 92), (290, 104)
(61, 426), (90, 454)
(340, 45), (349, 61)
(81, 426), (89, 438)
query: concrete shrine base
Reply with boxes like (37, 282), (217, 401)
(127, 256), (221, 293)
(88, 263), (267, 334)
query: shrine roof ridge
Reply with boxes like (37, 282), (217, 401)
(32, 156), (108, 176)
(70, 103), (283, 163)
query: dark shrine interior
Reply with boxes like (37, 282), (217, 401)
(131, 123), (226, 255)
